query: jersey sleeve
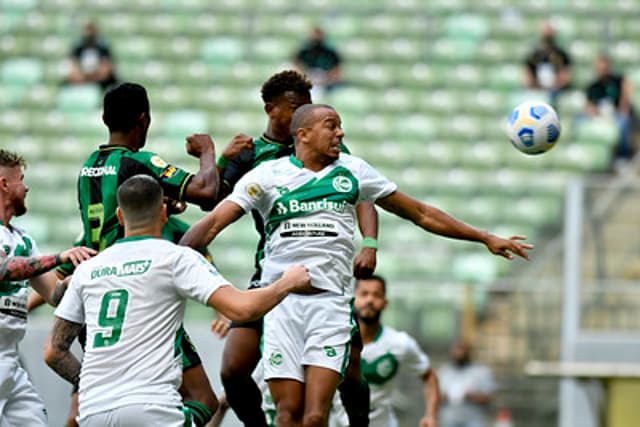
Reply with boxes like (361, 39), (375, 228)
(221, 148), (255, 194)
(128, 151), (193, 202)
(172, 247), (231, 304)
(225, 165), (269, 214)
(356, 157), (397, 202)
(53, 273), (85, 324)
(401, 333), (431, 377)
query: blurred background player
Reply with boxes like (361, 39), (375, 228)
(214, 70), (376, 426)
(585, 54), (636, 164)
(438, 342), (496, 427)
(59, 82), (220, 427)
(44, 174), (312, 427)
(0, 149), (95, 426)
(65, 21), (117, 91)
(181, 103), (533, 427)
(294, 27), (343, 97)
(348, 275), (440, 427)
(523, 22), (572, 107)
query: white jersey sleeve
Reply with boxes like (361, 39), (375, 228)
(401, 333), (431, 377)
(225, 165), (270, 214)
(172, 247), (231, 305)
(355, 157), (397, 202)
(54, 272), (85, 324)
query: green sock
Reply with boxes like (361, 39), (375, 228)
(184, 400), (214, 427)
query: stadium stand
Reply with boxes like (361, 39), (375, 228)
(1, 1), (635, 425)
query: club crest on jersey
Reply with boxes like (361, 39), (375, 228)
(332, 176), (353, 193)
(245, 183), (264, 201)
(150, 155), (168, 168)
(160, 166), (177, 179)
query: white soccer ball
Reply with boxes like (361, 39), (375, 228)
(507, 101), (561, 155)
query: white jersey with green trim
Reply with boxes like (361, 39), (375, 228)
(227, 154), (397, 295)
(54, 237), (230, 419)
(361, 325), (430, 427)
(0, 222), (39, 363)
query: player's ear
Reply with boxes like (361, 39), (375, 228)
(159, 202), (168, 225)
(295, 127), (307, 143)
(383, 297), (388, 310)
(115, 207), (125, 225)
(264, 102), (276, 116)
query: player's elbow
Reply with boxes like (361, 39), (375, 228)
(187, 174), (219, 211)
(43, 341), (61, 368)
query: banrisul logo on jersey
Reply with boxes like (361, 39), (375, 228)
(265, 167), (359, 237)
(91, 260), (152, 279)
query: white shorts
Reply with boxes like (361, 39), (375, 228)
(0, 362), (47, 427)
(81, 403), (194, 427)
(263, 292), (354, 382)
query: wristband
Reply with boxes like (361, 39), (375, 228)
(362, 237), (378, 250)
(216, 155), (230, 169)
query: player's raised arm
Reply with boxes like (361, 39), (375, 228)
(178, 200), (246, 251)
(183, 133), (219, 211)
(376, 191), (533, 260)
(353, 201), (379, 279)
(0, 246), (94, 282)
(207, 265), (311, 322)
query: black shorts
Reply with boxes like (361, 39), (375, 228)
(177, 325), (202, 370)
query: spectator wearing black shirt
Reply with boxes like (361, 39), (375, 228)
(523, 23), (572, 107)
(294, 27), (343, 94)
(586, 54), (635, 160)
(66, 21), (117, 90)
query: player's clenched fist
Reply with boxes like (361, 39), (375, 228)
(59, 247), (97, 266)
(186, 133), (215, 158)
(222, 134), (253, 161)
(281, 265), (312, 293)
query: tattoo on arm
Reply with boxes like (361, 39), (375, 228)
(48, 317), (83, 387)
(0, 253), (60, 281)
(50, 279), (69, 307)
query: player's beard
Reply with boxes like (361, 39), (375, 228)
(357, 307), (381, 325)
(14, 201), (27, 217)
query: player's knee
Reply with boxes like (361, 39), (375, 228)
(302, 410), (327, 427)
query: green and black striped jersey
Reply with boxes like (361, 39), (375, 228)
(77, 145), (193, 252)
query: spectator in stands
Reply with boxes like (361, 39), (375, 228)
(294, 27), (343, 95)
(438, 341), (496, 427)
(66, 21), (117, 90)
(523, 22), (572, 107)
(585, 54), (635, 161)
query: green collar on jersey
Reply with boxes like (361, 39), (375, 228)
(289, 155), (304, 169)
(261, 133), (292, 146)
(99, 144), (134, 152)
(374, 325), (384, 342)
(116, 235), (158, 244)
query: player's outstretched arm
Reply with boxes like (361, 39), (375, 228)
(44, 316), (83, 388)
(207, 265), (311, 323)
(183, 133), (219, 211)
(376, 191), (533, 260)
(420, 369), (440, 427)
(0, 246), (95, 282)
(179, 200), (245, 251)
(353, 202), (378, 279)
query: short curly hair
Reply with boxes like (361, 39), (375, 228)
(261, 70), (312, 103)
(0, 149), (26, 169)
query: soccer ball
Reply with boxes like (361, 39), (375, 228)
(507, 101), (561, 155)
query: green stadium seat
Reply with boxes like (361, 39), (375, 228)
(56, 84), (101, 112)
(0, 110), (29, 133)
(65, 111), (108, 137)
(21, 84), (57, 109)
(1, 58), (42, 86)
(419, 304), (458, 342)
(251, 37), (296, 62)
(575, 117), (618, 146)
(557, 90), (586, 118)
(1, 0), (38, 12)
(430, 38), (478, 62)
(201, 37), (246, 68)
(162, 110), (209, 138)
(11, 214), (49, 242)
(326, 87), (372, 113)
(452, 253), (499, 285)
(445, 14), (489, 41)
(0, 84), (26, 108)
(555, 143), (611, 172)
